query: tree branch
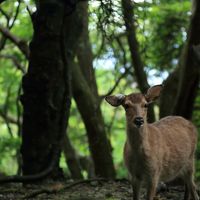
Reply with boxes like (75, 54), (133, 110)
(9, 0), (21, 29)
(121, 0), (149, 93)
(0, 109), (22, 125)
(121, 0), (155, 122)
(23, 178), (108, 199)
(0, 0), (6, 5)
(0, 8), (10, 21)
(0, 55), (26, 73)
(100, 66), (131, 100)
(0, 24), (29, 58)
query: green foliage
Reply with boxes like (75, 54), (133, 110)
(135, 1), (191, 72)
(0, 0), (200, 182)
(68, 100), (90, 156)
(193, 91), (200, 180)
(0, 132), (21, 175)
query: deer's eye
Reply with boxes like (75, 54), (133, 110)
(144, 103), (148, 108)
(124, 104), (129, 110)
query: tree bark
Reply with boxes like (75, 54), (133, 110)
(121, 0), (155, 122)
(62, 134), (83, 180)
(20, 0), (80, 178)
(76, 2), (98, 96)
(159, 67), (180, 118)
(172, 0), (200, 119)
(72, 63), (116, 178)
(72, 1), (116, 178)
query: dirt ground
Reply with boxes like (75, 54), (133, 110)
(0, 179), (195, 200)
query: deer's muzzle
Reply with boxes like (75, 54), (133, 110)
(134, 117), (144, 128)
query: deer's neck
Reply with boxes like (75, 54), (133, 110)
(126, 122), (149, 150)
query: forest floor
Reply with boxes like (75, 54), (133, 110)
(0, 178), (196, 200)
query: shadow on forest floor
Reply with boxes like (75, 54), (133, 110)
(0, 179), (196, 200)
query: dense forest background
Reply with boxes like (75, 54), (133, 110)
(0, 0), (200, 184)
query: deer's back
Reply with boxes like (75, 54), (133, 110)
(153, 116), (197, 150)
(152, 116), (197, 181)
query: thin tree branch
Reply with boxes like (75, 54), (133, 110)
(22, 178), (108, 199)
(9, 0), (21, 29)
(106, 108), (117, 136)
(0, 8), (10, 21)
(0, 24), (29, 58)
(93, 34), (105, 59)
(0, 55), (26, 73)
(0, 0), (21, 51)
(0, 109), (22, 125)
(0, 0), (7, 5)
(1, 86), (14, 137)
(16, 84), (22, 135)
(0, 8), (10, 50)
(115, 36), (127, 67)
(0, 112), (13, 137)
(100, 33), (130, 100)
(100, 66), (131, 100)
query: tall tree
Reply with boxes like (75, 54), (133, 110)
(160, 0), (200, 119)
(72, 2), (116, 178)
(121, 0), (155, 122)
(20, 0), (80, 177)
(76, 2), (98, 96)
(172, 0), (200, 119)
(72, 63), (115, 178)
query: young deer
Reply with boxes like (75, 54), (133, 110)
(105, 85), (199, 200)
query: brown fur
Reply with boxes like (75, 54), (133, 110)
(106, 87), (199, 200)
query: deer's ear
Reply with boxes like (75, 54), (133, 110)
(105, 94), (125, 107)
(145, 85), (163, 103)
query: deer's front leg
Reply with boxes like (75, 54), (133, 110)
(146, 176), (158, 200)
(131, 177), (141, 200)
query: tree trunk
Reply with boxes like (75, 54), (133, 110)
(72, 63), (116, 178)
(159, 67), (180, 118)
(172, 0), (200, 119)
(20, 0), (79, 178)
(76, 2), (98, 96)
(121, 0), (155, 122)
(62, 134), (83, 180)
(72, 2), (116, 178)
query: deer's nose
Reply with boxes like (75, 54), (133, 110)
(134, 117), (144, 127)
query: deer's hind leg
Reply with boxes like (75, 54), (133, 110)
(185, 175), (199, 200)
(183, 159), (199, 200)
(183, 183), (190, 200)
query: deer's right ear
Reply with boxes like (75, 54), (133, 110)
(105, 94), (125, 107)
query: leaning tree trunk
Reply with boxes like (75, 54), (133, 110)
(72, 63), (116, 178)
(172, 0), (200, 119)
(71, 1), (116, 178)
(76, 2), (98, 96)
(62, 133), (83, 179)
(121, 0), (155, 122)
(20, 0), (79, 178)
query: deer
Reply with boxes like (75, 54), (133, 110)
(105, 85), (199, 200)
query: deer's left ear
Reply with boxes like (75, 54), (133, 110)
(145, 85), (163, 103)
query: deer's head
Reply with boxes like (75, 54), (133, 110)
(105, 85), (163, 128)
